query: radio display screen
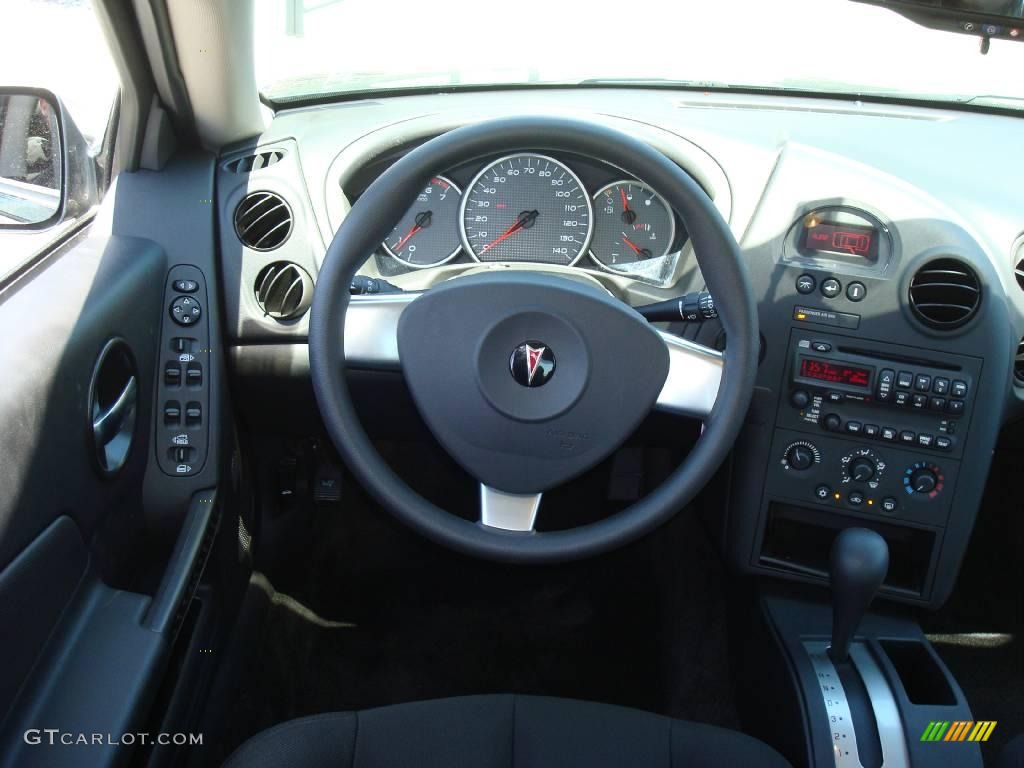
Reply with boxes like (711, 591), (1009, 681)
(799, 357), (872, 389)
(801, 221), (878, 261)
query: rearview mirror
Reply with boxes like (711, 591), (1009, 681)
(852, 0), (1023, 44)
(0, 87), (97, 229)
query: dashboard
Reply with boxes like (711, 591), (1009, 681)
(216, 87), (1024, 609)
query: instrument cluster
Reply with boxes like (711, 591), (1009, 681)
(372, 151), (690, 286)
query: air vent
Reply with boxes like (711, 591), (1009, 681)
(224, 150), (285, 174)
(234, 192), (292, 250)
(1015, 338), (1024, 385)
(908, 258), (981, 330)
(254, 262), (313, 320)
(1014, 238), (1024, 291)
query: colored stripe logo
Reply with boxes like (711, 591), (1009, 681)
(921, 721), (996, 742)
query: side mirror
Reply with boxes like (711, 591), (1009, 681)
(0, 87), (98, 230)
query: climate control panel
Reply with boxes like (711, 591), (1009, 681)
(766, 428), (958, 527)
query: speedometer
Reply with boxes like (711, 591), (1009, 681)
(460, 153), (593, 265)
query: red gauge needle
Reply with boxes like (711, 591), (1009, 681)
(480, 210), (538, 254)
(391, 224), (422, 252)
(621, 235), (644, 255)
(620, 187), (631, 212)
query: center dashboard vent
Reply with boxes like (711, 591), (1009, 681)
(908, 257), (981, 330)
(254, 261), (314, 320)
(234, 192), (292, 251)
(224, 150), (285, 174)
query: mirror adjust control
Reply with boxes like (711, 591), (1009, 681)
(185, 403), (202, 426)
(164, 363), (181, 386)
(164, 402), (181, 426)
(173, 279), (199, 293)
(170, 296), (202, 326)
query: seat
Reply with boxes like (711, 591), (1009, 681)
(224, 694), (791, 768)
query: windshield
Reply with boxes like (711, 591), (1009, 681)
(255, 0), (1024, 109)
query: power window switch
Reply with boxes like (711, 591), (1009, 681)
(164, 363), (182, 386)
(185, 402), (202, 426)
(186, 364), (203, 386)
(173, 446), (195, 463)
(164, 401), (181, 426)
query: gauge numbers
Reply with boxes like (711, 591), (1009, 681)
(460, 153), (593, 266)
(382, 176), (462, 268)
(590, 181), (675, 270)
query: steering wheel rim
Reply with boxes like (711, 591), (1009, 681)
(309, 116), (758, 563)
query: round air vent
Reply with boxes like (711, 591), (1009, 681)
(1015, 338), (1024, 386)
(234, 192), (292, 251)
(908, 258), (981, 330)
(1014, 237), (1024, 292)
(254, 262), (313, 320)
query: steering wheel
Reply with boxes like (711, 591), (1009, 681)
(309, 117), (757, 563)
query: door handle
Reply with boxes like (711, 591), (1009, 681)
(92, 375), (136, 447)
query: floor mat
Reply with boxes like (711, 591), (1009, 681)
(214, 490), (739, 761)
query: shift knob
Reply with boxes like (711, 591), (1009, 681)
(829, 527), (889, 663)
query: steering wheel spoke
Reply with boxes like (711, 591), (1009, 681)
(343, 293), (415, 369)
(653, 331), (724, 419)
(479, 485), (542, 532)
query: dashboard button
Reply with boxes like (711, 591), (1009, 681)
(848, 490), (865, 506)
(894, 391), (911, 407)
(881, 427), (898, 441)
(827, 391), (844, 403)
(918, 433), (935, 448)
(791, 390), (811, 409)
(881, 497), (898, 514)
(823, 413), (843, 432)
(846, 282), (866, 301)
(899, 430), (916, 444)
(932, 377), (950, 395)
(815, 485), (833, 501)
(896, 371), (914, 389)
(929, 396), (946, 411)
(935, 436), (952, 450)
(811, 341), (832, 353)
(863, 424), (880, 438)
(951, 380), (968, 398)
(845, 421), (863, 434)
(914, 374), (932, 391)
(821, 278), (842, 298)
(912, 394), (928, 409)
(947, 399), (965, 414)
(796, 274), (817, 294)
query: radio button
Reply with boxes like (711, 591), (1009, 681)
(894, 391), (911, 407)
(876, 369), (895, 402)
(929, 396), (946, 411)
(827, 391), (844, 403)
(811, 341), (832, 353)
(821, 278), (842, 298)
(897, 371), (914, 389)
(846, 282), (866, 302)
(951, 380), (968, 398)
(791, 390), (811, 409)
(914, 374), (932, 391)
(912, 394), (928, 409)
(863, 424), (880, 438)
(823, 413), (843, 432)
(935, 436), (952, 450)
(933, 377), (950, 395)
(918, 433), (935, 448)
(881, 427), (898, 441)
(796, 274), (816, 294)
(845, 421), (863, 434)
(899, 430), (916, 444)
(947, 399), (965, 415)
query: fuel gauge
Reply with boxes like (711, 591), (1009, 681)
(589, 181), (675, 270)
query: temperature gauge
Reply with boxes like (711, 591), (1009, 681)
(589, 181), (675, 270)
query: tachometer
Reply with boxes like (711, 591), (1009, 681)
(382, 176), (462, 268)
(589, 181), (675, 270)
(460, 154), (592, 265)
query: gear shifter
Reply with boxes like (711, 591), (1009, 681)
(829, 527), (889, 663)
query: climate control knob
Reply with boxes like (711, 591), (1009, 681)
(849, 457), (876, 483)
(782, 441), (820, 472)
(909, 468), (937, 494)
(903, 462), (944, 498)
